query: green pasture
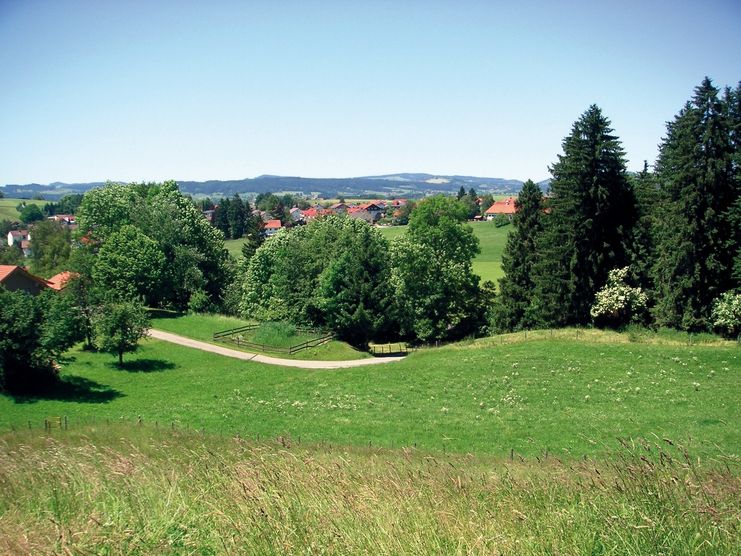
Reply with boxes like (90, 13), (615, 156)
(0, 198), (49, 221)
(150, 313), (369, 360)
(1, 328), (737, 458)
(225, 220), (510, 283)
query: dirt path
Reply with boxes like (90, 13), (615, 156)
(148, 329), (405, 369)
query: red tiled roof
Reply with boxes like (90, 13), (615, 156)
(485, 197), (517, 215)
(20, 240), (31, 249)
(0, 265), (16, 282)
(264, 219), (282, 229)
(0, 265), (50, 289)
(46, 271), (79, 291)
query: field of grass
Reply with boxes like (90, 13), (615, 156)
(1, 329), (737, 458)
(1, 425), (737, 554)
(150, 313), (370, 360)
(0, 197), (49, 221)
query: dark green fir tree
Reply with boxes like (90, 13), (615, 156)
(533, 105), (636, 326)
(652, 78), (739, 330)
(491, 179), (544, 331)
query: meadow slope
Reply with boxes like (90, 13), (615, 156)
(1, 329), (737, 459)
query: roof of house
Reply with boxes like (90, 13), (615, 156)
(358, 203), (381, 210)
(0, 265), (50, 289)
(347, 206), (366, 214)
(20, 240), (31, 249)
(46, 271), (78, 291)
(485, 197), (517, 215)
(9, 230), (29, 238)
(264, 219), (282, 229)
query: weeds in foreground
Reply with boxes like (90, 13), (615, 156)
(0, 426), (738, 554)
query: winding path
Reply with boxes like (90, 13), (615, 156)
(148, 329), (405, 369)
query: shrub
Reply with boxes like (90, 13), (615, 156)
(493, 214), (511, 228)
(590, 267), (648, 328)
(711, 291), (741, 339)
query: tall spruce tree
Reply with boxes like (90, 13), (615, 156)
(491, 180), (544, 331)
(533, 105), (636, 326)
(653, 78), (739, 330)
(228, 194), (246, 239)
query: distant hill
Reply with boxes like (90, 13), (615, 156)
(1, 173), (528, 200)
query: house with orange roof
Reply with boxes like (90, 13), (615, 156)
(484, 197), (517, 221)
(0, 265), (50, 296)
(263, 219), (283, 237)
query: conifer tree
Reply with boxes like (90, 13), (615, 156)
(533, 105), (635, 326)
(213, 197), (231, 238)
(653, 78), (739, 330)
(228, 194), (246, 239)
(491, 180), (543, 331)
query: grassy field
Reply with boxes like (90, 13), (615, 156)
(0, 198), (49, 221)
(225, 220), (511, 282)
(1, 425), (737, 554)
(150, 313), (370, 360)
(1, 328), (737, 458)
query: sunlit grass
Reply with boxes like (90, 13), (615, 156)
(0, 425), (737, 554)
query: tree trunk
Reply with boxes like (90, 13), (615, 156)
(119, 351), (123, 366)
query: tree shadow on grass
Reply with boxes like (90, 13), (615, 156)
(107, 358), (177, 373)
(8, 376), (124, 405)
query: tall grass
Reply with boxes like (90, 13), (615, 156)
(0, 426), (737, 554)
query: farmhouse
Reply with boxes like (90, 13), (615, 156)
(263, 219), (283, 237)
(7, 229), (30, 247)
(484, 197), (516, 220)
(347, 206), (373, 224)
(0, 265), (50, 296)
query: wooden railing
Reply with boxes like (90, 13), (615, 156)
(212, 325), (334, 355)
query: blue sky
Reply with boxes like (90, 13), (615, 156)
(1, 0), (739, 185)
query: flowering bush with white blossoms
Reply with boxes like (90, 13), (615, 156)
(711, 291), (741, 339)
(590, 267), (648, 328)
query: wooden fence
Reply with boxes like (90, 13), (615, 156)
(213, 324), (334, 355)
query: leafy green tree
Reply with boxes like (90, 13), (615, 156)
(19, 203), (44, 224)
(94, 300), (149, 366)
(241, 216), (394, 345)
(30, 220), (71, 278)
(0, 244), (23, 265)
(407, 196), (478, 264)
(478, 194), (494, 215)
(391, 196), (483, 342)
(532, 105), (636, 327)
(67, 244), (99, 349)
(77, 181), (230, 310)
(652, 78), (739, 331)
(92, 225), (165, 304)
(77, 182), (138, 240)
(491, 180), (544, 332)
(0, 288), (82, 392)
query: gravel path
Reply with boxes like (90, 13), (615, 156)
(148, 329), (405, 369)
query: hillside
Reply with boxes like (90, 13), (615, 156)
(1, 327), (737, 458)
(1, 173), (528, 200)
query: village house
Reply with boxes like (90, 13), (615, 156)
(484, 197), (517, 221)
(357, 203), (384, 223)
(0, 265), (49, 296)
(263, 219), (283, 237)
(7, 229), (30, 247)
(347, 206), (374, 224)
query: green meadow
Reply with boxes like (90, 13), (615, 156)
(0, 198), (49, 221)
(1, 328), (737, 458)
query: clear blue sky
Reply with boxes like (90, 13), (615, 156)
(1, 0), (739, 185)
